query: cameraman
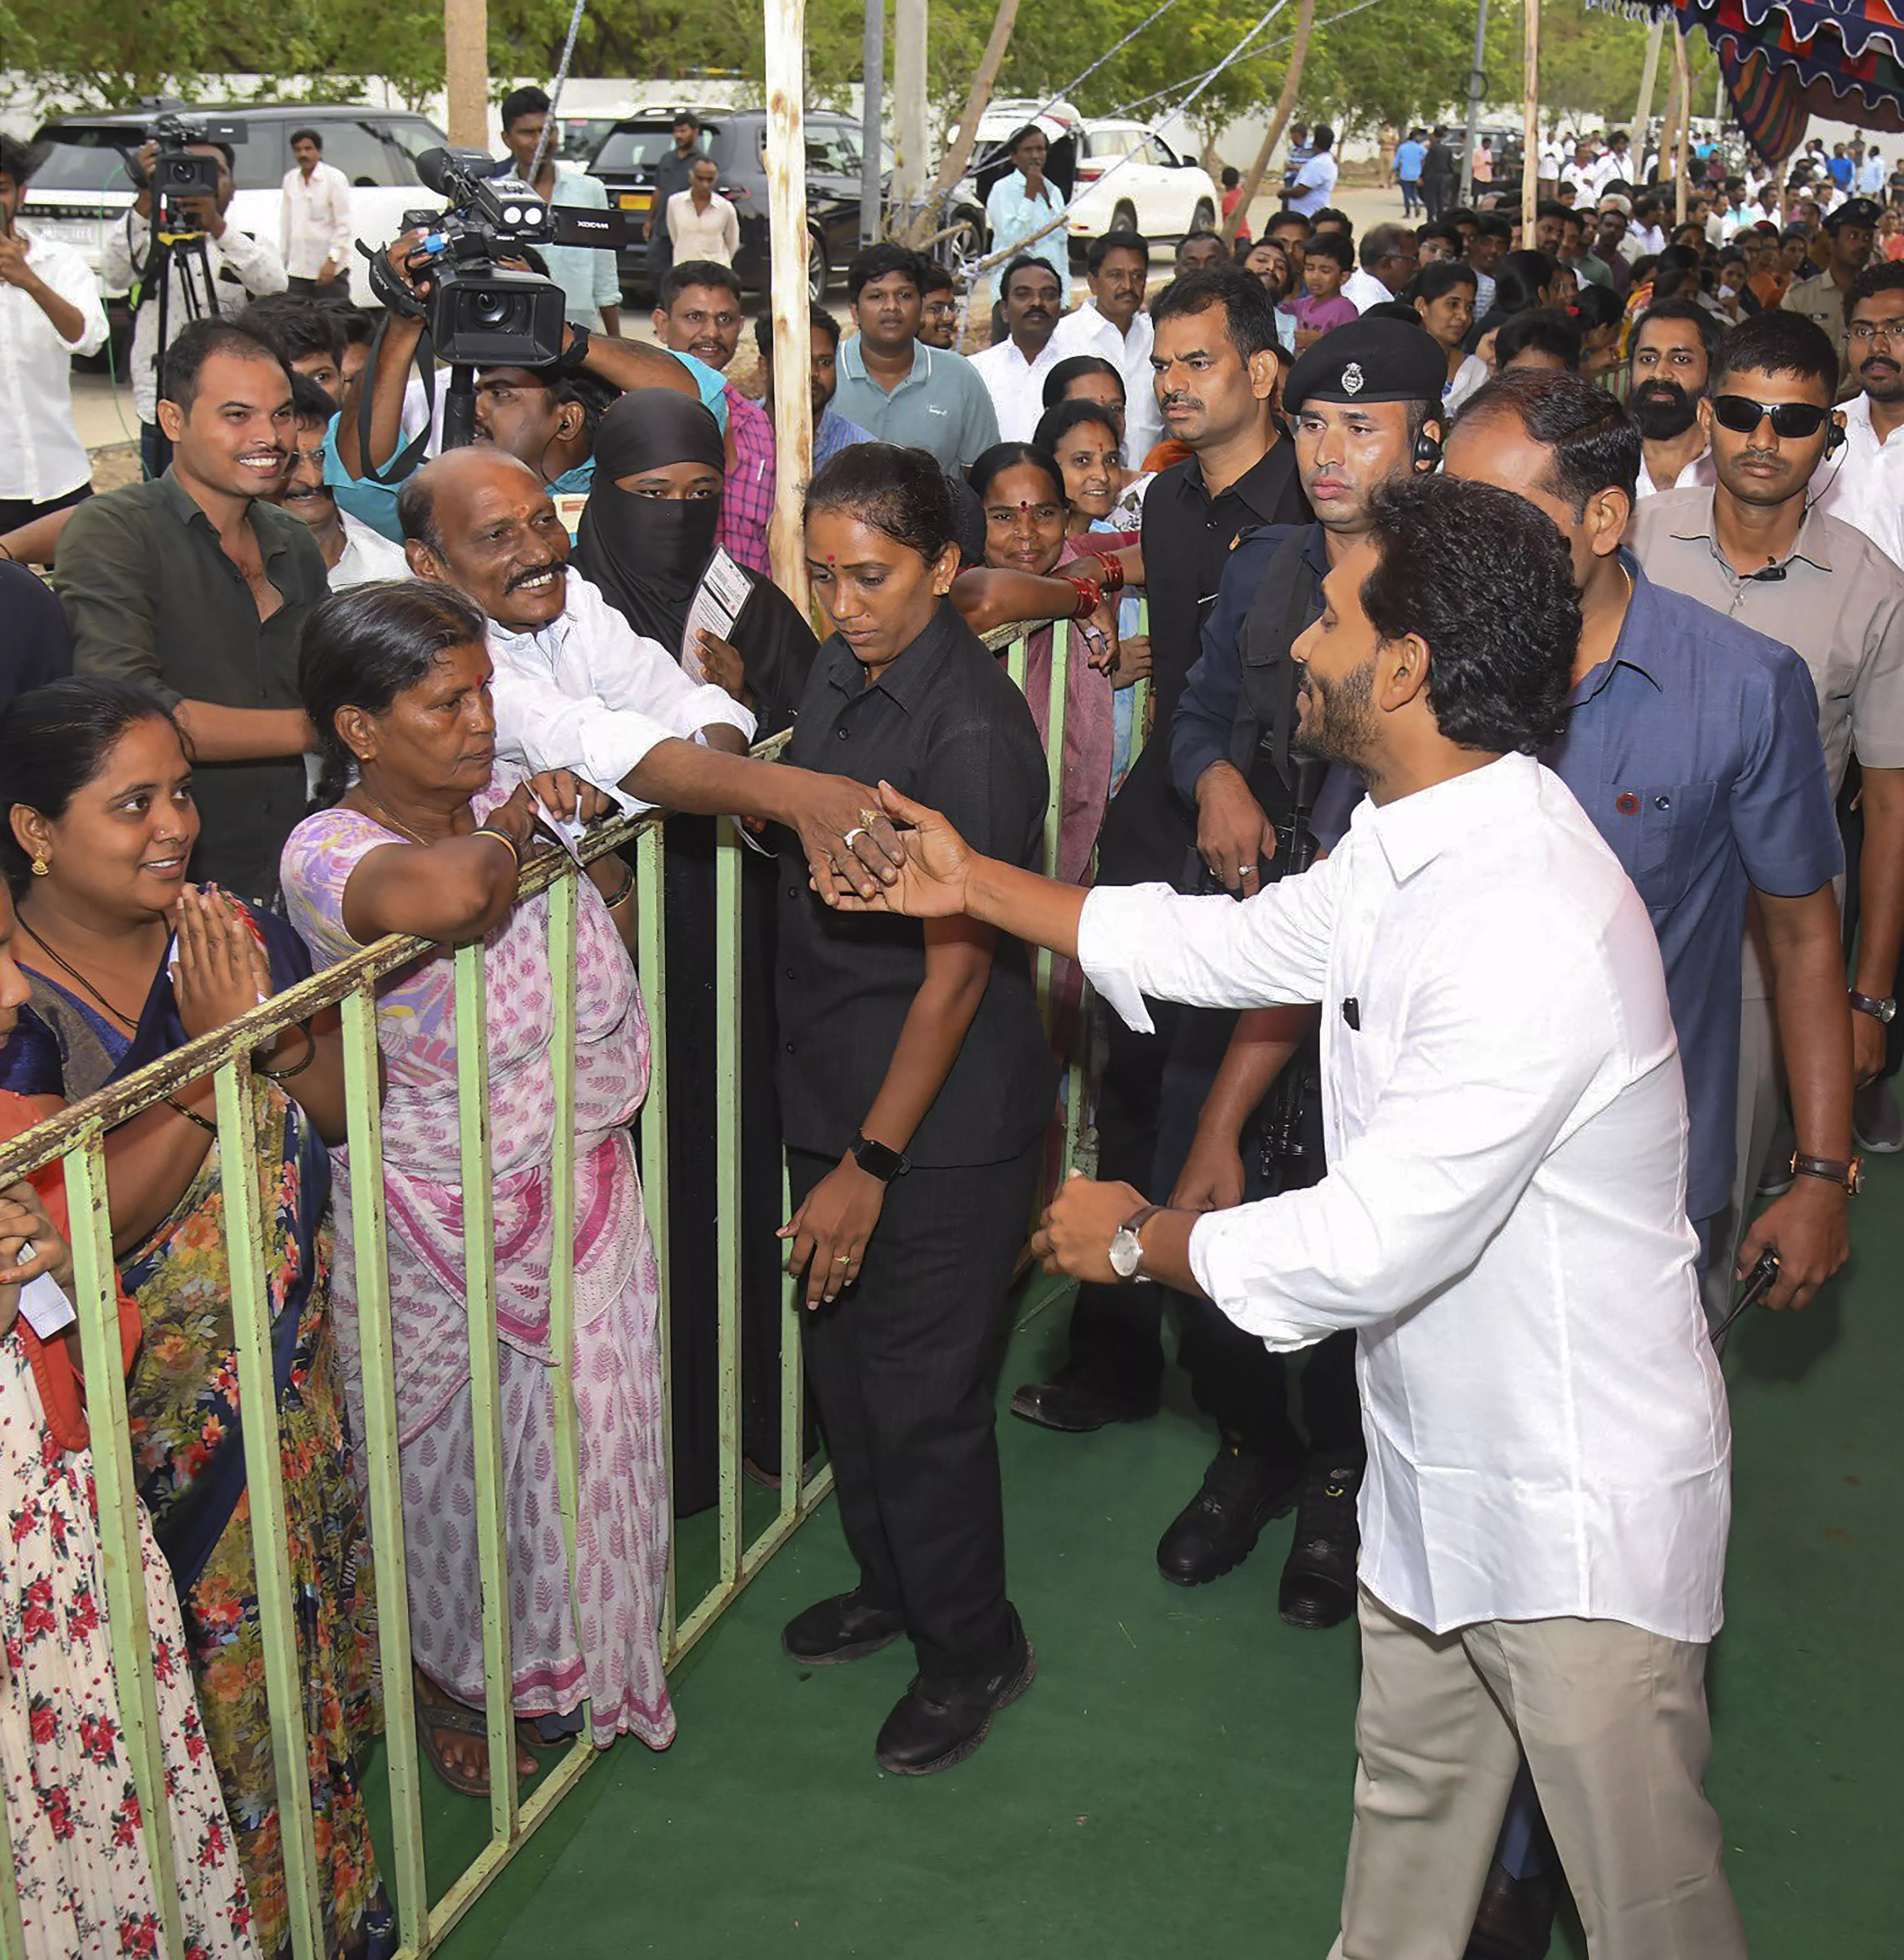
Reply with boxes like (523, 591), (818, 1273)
(330, 230), (729, 541)
(102, 136), (287, 479)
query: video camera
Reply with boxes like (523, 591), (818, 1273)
(145, 111), (245, 209)
(367, 145), (626, 370)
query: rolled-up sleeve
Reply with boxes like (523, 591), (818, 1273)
(38, 244), (109, 356)
(1076, 858), (1339, 1034)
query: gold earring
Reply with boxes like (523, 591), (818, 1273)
(30, 855), (49, 877)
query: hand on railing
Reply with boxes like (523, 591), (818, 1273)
(526, 768), (612, 833)
(171, 885), (275, 1042)
(1105, 633), (1152, 690)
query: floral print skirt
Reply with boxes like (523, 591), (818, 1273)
(0, 1330), (258, 1959)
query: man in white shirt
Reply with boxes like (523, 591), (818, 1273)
(1340, 223), (1419, 314)
(1855, 144), (1886, 197)
(1628, 298), (1722, 497)
(396, 446), (907, 891)
(1814, 263), (1904, 569)
(1045, 231), (1161, 465)
(279, 128), (353, 298)
(825, 471), (1743, 1959)
(0, 133), (109, 553)
(1283, 124), (1339, 219)
(666, 157), (741, 268)
(102, 137), (287, 476)
(968, 254), (1063, 440)
(498, 86), (622, 336)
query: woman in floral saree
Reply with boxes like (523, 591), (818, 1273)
(0, 678), (388, 1960)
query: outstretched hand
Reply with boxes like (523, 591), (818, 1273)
(815, 782), (976, 918)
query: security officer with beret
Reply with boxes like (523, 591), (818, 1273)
(1147, 320), (1448, 1622)
(1782, 196), (1882, 391)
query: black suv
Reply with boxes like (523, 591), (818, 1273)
(587, 109), (874, 301)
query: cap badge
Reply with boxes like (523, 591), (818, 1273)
(1341, 361), (1366, 396)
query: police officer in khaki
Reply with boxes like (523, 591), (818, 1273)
(1782, 196), (1880, 392)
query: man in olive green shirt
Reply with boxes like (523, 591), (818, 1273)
(54, 317), (325, 900)
(1782, 197), (1880, 392)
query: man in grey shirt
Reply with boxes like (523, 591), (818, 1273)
(830, 245), (999, 473)
(1630, 310), (1904, 1224)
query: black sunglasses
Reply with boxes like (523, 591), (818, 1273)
(1710, 394), (1831, 439)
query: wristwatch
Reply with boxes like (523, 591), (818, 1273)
(1790, 1150), (1864, 1196)
(1108, 1203), (1164, 1283)
(1849, 989), (1897, 1024)
(851, 1131), (909, 1182)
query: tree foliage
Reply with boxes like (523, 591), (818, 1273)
(0, 0), (1731, 142)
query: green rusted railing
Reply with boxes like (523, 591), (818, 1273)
(0, 604), (1146, 1960)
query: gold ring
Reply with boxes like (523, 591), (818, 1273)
(834, 1252), (854, 1265)
(857, 807), (881, 830)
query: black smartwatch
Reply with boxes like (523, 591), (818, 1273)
(552, 321), (592, 374)
(851, 1131), (909, 1182)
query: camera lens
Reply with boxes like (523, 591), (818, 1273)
(470, 289), (514, 328)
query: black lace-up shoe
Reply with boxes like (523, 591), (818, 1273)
(782, 1590), (906, 1665)
(1278, 1457), (1364, 1629)
(1155, 1439), (1301, 1586)
(874, 1612), (1035, 1775)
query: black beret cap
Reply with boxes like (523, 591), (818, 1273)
(1283, 317), (1449, 414)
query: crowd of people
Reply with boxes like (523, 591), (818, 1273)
(0, 91), (1900, 1960)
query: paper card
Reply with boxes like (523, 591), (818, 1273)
(680, 547), (752, 684)
(17, 1264), (76, 1339)
(533, 799), (590, 862)
(554, 492), (589, 542)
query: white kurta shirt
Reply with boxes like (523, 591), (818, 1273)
(279, 161), (353, 280)
(1046, 300), (1162, 469)
(1813, 391), (1904, 571)
(0, 228), (109, 501)
(1078, 753), (1731, 1644)
(967, 336), (1061, 442)
(487, 569), (755, 813)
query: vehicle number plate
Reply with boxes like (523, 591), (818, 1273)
(617, 192), (652, 212)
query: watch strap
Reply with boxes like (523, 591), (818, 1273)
(851, 1131), (908, 1182)
(1790, 1149), (1862, 1195)
(1120, 1202), (1165, 1277)
(1848, 990), (1896, 1022)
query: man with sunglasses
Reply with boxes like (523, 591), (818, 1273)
(1631, 310), (1904, 1288)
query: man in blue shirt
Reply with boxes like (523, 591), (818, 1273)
(1394, 129), (1427, 219)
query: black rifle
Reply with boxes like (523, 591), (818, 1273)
(1257, 755), (1329, 1191)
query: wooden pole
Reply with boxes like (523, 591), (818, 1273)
(1656, 34), (1683, 196)
(923, 0), (1023, 212)
(1521, 0), (1539, 235)
(1672, 26), (1690, 223)
(1628, 16), (1664, 162)
(444, 0), (489, 150)
(892, 0), (930, 236)
(1219, 0), (1317, 247)
(765, 0), (814, 614)
(860, 0), (886, 244)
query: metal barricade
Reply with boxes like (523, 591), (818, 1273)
(0, 781), (827, 1960)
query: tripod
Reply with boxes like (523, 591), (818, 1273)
(139, 202), (223, 477)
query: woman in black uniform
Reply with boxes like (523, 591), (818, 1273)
(775, 443), (1056, 1775)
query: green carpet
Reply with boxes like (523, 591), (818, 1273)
(380, 1156), (1902, 1958)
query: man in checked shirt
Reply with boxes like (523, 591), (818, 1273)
(651, 258), (774, 573)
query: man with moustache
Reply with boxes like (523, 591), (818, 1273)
(53, 318), (323, 900)
(969, 254), (1065, 440)
(1629, 298), (1726, 497)
(1815, 263), (1904, 569)
(1131, 321), (1447, 1612)
(1631, 310), (1904, 1230)
(1010, 267), (1312, 1443)
(272, 375), (408, 586)
(1046, 231), (1162, 465)
(1783, 196), (1882, 389)
(395, 446), (905, 893)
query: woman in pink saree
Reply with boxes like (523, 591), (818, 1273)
(280, 583), (672, 1796)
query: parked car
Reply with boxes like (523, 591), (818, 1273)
(587, 108), (876, 301)
(553, 115), (617, 165)
(24, 102), (452, 312)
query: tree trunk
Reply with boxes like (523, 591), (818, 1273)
(1220, 0), (1317, 247)
(912, 0), (1024, 243)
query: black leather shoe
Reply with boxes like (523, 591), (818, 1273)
(1278, 1457), (1364, 1629)
(1009, 1368), (1158, 1433)
(1155, 1440), (1301, 1586)
(782, 1590), (906, 1666)
(874, 1613), (1035, 1775)
(1463, 1860), (1559, 1960)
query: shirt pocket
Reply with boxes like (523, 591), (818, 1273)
(1586, 780), (1719, 912)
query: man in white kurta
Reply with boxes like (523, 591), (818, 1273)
(836, 472), (1744, 1960)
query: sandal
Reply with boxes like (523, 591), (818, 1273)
(412, 1673), (543, 1797)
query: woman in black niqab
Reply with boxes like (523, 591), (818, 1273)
(576, 389), (817, 733)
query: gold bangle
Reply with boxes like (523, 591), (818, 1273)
(599, 861), (637, 909)
(474, 826), (521, 868)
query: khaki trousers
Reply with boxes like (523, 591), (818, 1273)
(1328, 1589), (1747, 1960)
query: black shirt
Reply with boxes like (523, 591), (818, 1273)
(0, 562), (73, 718)
(1098, 438), (1309, 885)
(775, 600), (1057, 1168)
(52, 468), (329, 901)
